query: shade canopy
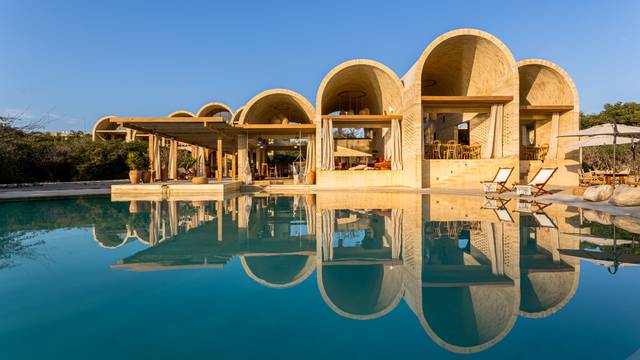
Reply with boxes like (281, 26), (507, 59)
(568, 135), (639, 148)
(560, 123), (640, 137)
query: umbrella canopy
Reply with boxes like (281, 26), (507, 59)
(568, 135), (639, 148)
(560, 123), (640, 137)
(334, 146), (372, 158)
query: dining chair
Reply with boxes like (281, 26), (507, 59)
(431, 140), (442, 159)
(444, 140), (457, 159)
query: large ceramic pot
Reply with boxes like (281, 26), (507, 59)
(305, 171), (316, 185)
(129, 170), (142, 184)
(142, 171), (152, 183)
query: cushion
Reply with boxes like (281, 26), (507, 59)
(483, 182), (498, 193)
(515, 185), (532, 196)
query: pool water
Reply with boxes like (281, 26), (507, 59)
(1, 194), (639, 359)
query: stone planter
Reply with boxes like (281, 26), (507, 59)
(142, 171), (152, 183)
(161, 166), (168, 182)
(129, 170), (142, 184)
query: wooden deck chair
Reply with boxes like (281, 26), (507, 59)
(515, 167), (557, 197)
(514, 200), (557, 228)
(481, 167), (514, 193)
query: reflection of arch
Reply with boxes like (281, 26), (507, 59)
(92, 115), (119, 141)
(519, 265), (580, 318)
(518, 59), (579, 107)
(239, 89), (315, 125)
(418, 285), (518, 354)
(316, 59), (403, 115)
(196, 102), (233, 123)
(416, 29), (517, 97)
(317, 264), (403, 320)
(240, 255), (315, 288)
(168, 110), (195, 118)
(92, 225), (128, 249)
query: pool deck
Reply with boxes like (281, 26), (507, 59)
(1, 179), (639, 217)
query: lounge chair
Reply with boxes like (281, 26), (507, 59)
(514, 199), (557, 228)
(481, 167), (514, 193)
(514, 167), (557, 197)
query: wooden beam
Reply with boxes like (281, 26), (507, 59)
(321, 114), (402, 120)
(111, 116), (226, 124)
(120, 123), (216, 149)
(520, 105), (574, 114)
(216, 139), (223, 182)
(421, 96), (513, 104)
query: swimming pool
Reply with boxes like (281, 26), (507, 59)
(1, 193), (639, 359)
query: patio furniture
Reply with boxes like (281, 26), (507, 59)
(469, 144), (481, 159)
(481, 197), (514, 223)
(514, 167), (557, 197)
(443, 140), (457, 159)
(580, 170), (606, 186)
(481, 167), (514, 193)
(431, 140), (442, 159)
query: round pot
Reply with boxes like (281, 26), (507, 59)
(129, 170), (142, 184)
(161, 167), (168, 182)
(305, 171), (316, 185)
(129, 201), (139, 213)
(192, 176), (209, 184)
(142, 171), (152, 183)
(205, 164), (211, 178)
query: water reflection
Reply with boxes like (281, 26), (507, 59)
(1, 193), (639, 355)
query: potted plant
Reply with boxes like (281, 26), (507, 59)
(180, 157), (197, 180)
(126, 151), (149, 184)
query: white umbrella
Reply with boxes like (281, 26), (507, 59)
(560, 122), (640, 188)
(568, 135), (639, 148)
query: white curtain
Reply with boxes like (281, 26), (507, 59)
(547, 112), (560, 160)
(383, 128), (391, 160)
(239, 133), (252, 184)
(195, 146), (206, 177)
(482, 104), (504, 159)
(390, 119), (403, 170)
(153, 136), (161, 180)
(305, 134), (316, 175)
(521, 126), (529, 146)
(168, 139), (177, 180)
(383, 209), (403, 260)
(169, 200), (178, 237)
(321, 209), (335, 261)
(321, 119), (334, 170)
(304, 195), (316, 235)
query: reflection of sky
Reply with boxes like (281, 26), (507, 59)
(289, 221), (308, 237)
(334, 230), (366, 247)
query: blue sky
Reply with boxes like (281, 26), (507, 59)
(1, 0), (638, 131)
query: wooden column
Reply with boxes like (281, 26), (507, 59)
(216, 138), (223, 182)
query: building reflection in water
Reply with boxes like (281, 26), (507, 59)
(90, 192), (640, 354)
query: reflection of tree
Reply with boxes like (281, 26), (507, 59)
(0, 230), (44, 270)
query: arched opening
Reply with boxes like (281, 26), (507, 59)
(196, 102), (233, 123)
(240, 89), (314, 125)
(316, 60), (404, 173)
(418, 30), (518, 163)
(518, 60), (578, 166)
(92, 115), (126, 141)
(238, 89), (316, 185)
(168, 110), (195, 118)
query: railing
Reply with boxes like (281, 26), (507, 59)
(522, 145), (548, 160)
(425, 142), (481, 160)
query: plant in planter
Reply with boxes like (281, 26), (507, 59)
(180, 156), (197, 180)
(126, 150), (150, 184)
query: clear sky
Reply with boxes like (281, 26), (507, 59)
(1, 0), (638, 131)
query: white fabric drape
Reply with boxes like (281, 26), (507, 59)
(482, 104), (504, 159)
(547, 112), (560, 160)
(304, 195), (316, 235)
(168, 139), (177, 180)
(383, 128), (391, 160)
(321, 119), (335, 170)
(321, 209), (335, 261)
(390, 119), (403, 170)
(521, 126), (529, 146)
(383, 209), (403, 260)
(305, 134), (316, 175)
(153, 136), (161, 180)
(194, 146), (206, 177)
(238, 133), (252, 184)
(169, 200), (178, 237)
